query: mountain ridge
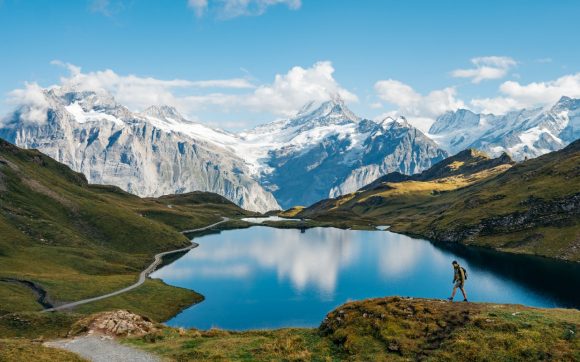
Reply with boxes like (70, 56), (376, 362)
(429, 96), (580, 161)
(0, 89), (449, 210)
(296, 140), (580, 261)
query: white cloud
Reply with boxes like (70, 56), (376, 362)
(190, 78), (255, 89)
(6, 82), (50, 125)
(190, 0), (301, 19)
(374, 79), (465, 130)
(451, 56), (517, 84)
(471, 72), (580, 113)
(244, 61), (358, 116)
(7, 60), (356, 127)
(374, 80), (420, 109)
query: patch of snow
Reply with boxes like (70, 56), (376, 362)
(65, 102), (124, 126)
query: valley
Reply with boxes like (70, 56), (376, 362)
(0, 138), (254, 319)
(0, 136), (578, 361)
(0, 82), (579, 361)
(2, 1), (579, 360)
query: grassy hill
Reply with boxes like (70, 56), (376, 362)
(0, 138), (254, 318)
(122, 297), (579, 361)
(298, 140), (580, 261)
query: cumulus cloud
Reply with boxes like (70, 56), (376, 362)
(47, 60), (260, 114)
(374, 79), (465, 130)
(7, 60), (356, 127)
(189, 0), (301, 19)
(471, 72), (580, 113)
(6, 82), (50, 125)
(451, 56), (517, 84)
(189, 78), (255, 89)
(244, 61), (357, 116)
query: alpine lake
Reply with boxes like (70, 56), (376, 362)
(151, 218), (580, 330)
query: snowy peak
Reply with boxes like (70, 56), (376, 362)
(288, 97), (360, 129)
(141, 105), (187, 122)
(47, 87), (119, 112)
(551, 96), (580, 112)
(378, 116), (412, 130)
(429, 109), (481, 135)
(429, 97), (580, 160)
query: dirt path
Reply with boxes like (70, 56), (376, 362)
(45, 335), (160, 362)
(44, 217), (229, 312)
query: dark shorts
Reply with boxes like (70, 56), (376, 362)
(454, 281), (464, 288)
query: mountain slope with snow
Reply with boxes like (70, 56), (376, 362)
(429, 97), (580, 160)
(241, 99), (448, 208)
(0, 88), (280, 212)
(0, 89), (452, 210)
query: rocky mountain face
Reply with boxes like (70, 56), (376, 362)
(0, 88), (280, 212)
(0, 90), (449, 211)
(429, 97), (580, 160)
(240, 100), (448, 208)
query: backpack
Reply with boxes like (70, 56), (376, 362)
(461, 267), (468, 280)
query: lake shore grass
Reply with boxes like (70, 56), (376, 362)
(122, 296), (580, 361)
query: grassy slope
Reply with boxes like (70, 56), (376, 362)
(0, 139), (253, 319)
(124, 297), (579, 361)
(0, 339), (85, 362)
(299, 141), (580, 261)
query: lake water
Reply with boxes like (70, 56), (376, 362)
(152, 226), (580, 330)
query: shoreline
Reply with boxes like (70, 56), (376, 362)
(42, 218), (229, 313)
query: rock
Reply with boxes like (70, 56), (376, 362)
(71, 310), (158, 337)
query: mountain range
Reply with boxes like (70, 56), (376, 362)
(429, 96), (580, 160)
(296, 139), (580, 261)
(0, 86), (578, 211)
(0, 88), (447, 211)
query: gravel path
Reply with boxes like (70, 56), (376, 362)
(44, 217), (229, 312)
(45, 335), (160, 362)
(43, 218), (231, 361)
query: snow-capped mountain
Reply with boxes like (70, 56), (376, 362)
(240, 98), (448, 208)
(429, 97), (580, 160)
(0, 88), (448, 211)
(0, 87), (280, 212)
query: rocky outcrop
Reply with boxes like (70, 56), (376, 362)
(426, 193), (580, 245)
(71, 310), (157, 337)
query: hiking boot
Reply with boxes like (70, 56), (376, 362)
(463, 299), (468, 302)
(447, 297), (453, 302)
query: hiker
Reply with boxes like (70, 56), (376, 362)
(448, 260), (468, 302)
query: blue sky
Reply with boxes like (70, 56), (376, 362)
(1, 0), (579, 131)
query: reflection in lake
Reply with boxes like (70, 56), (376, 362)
(152, 227), (579, 330)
